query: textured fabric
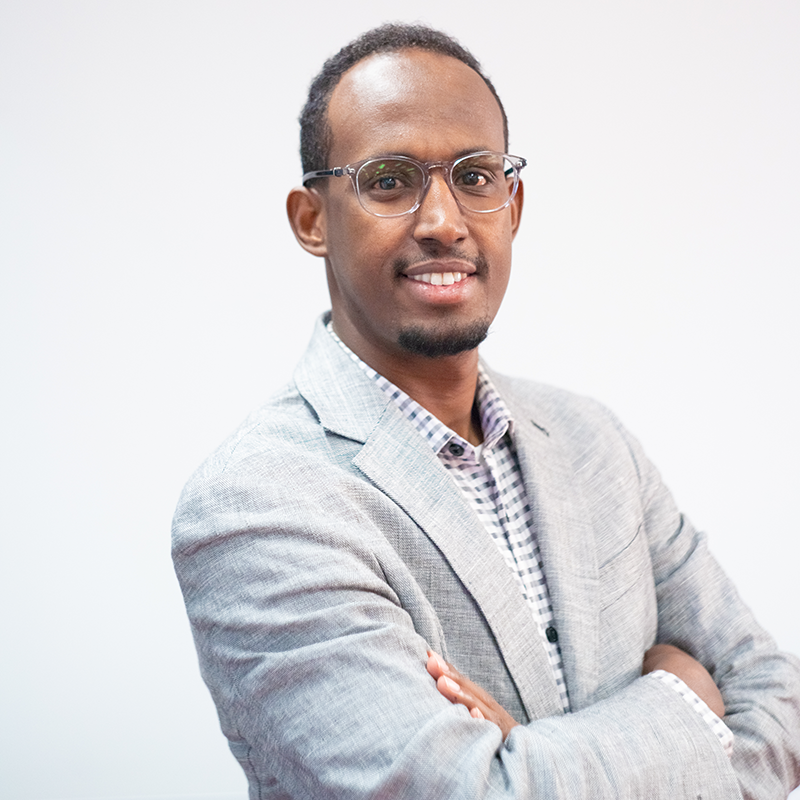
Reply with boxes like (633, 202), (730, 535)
(650, 670), (734, 756)
(329, 323), (736, 749)
(327, 322), (570, 711)
(172, 313), (800, 800)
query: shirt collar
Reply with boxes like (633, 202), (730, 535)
(325, 321), (514, 457)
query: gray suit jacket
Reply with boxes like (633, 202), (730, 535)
(172, 314), (800, 799)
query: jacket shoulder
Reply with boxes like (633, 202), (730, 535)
(197, 381), (330, 475)
(172, 380), (345, 534)
(490, 371), (626, 440)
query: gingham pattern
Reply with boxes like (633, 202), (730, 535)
(649, 670), (734, 757)
(327, 323), (570, 712)
(437, 371), (571, 713)
(326, 324), (735, 750)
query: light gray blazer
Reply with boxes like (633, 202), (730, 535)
(173, 314), (800, 800)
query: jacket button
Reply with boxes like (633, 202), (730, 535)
(546, 626), (559, 643)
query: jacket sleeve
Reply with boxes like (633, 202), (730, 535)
(612, 414), (800, 800)
(172, 417), (798, 800)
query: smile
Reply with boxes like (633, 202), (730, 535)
(408, 272), (467, 286)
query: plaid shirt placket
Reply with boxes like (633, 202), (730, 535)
(442, 372), (571, 712)
(326, 323), (734, 752)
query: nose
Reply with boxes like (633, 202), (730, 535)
(412, 169), (469, 249)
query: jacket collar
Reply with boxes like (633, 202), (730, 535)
(293, 312), (391, 443)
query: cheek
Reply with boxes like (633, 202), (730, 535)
(480, 220), (514, 279)
(323, 210), (403, 309)
(489, 262), (512, 312)
(326, 205), (407, 273)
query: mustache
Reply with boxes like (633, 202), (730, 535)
(392, 252), (488, 277)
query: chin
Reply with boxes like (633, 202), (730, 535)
(397, 320), (490, 358)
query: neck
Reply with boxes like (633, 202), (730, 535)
(334, 322), (484, 445)
(381, 350), (483, 446)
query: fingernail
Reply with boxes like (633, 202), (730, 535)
(444, 676), (460, 693)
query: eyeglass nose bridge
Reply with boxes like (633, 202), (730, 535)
(408, 161), (462, 216)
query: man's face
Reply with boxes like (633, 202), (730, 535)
(312, 49), (522, 368)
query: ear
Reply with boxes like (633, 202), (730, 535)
(509, 178), (524, 239)
(286, 186), (328, 257)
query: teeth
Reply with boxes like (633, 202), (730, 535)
(409, 272), (466, 285)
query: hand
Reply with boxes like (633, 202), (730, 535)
(642, 643), (725, 718)
(426, 650), (521, 740)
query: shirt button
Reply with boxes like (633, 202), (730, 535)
(546, 626), (559, 643)
(447, 442), (465, 457)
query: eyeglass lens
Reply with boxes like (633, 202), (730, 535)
(355, 154), (517, 216)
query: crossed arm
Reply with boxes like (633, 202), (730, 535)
(427, 644), (726, 741)
(176, 495), (800, 797)
(174, 398), (800, 798)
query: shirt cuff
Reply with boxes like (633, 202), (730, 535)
(646, 669), (734, 758)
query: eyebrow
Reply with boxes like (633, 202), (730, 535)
(360, 147), (496, 163)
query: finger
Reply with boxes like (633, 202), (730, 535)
(427, 651), (472, 689)
(436, 676), (488, 716)
(436, 661), (492, 707)
(426, 650), (448, 680)
(427, 654), (499, 715)
(427, 651), (471, 687)
(435, 671), (519, 740)
(437, 674), (464, 703)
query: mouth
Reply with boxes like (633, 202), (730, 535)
(408, 271), (468, 286)
(399, 257), (478, 287)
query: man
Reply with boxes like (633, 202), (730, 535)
(172, 23), (800, 799)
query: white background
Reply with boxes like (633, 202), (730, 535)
(1, 2), (798, 799)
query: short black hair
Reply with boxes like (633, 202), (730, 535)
(299, 23), (509, 180)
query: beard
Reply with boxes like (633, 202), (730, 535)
(393, 251), (491, 357)
(397, 319), (490, 358)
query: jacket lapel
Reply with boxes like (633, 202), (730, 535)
(294, 317), (572, 720)
(498, 377), (601, 712)
(353, 410), (565, 721)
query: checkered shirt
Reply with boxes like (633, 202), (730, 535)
(326, 324), (570, 712)
(326, 324), (734, 751)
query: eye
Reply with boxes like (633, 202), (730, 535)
(375, 175), (401, 191)
(452, 156), (502, 191)
(358, 159), (420, 197)
(458, 170), (488, 188)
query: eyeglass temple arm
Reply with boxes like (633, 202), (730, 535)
(504, 157), (527, 177)
(302, 167), (348, 184)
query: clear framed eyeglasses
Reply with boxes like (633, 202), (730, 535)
(302, 151), (526, 217)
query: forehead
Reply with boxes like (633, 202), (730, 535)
(326, 49), (506, 163)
